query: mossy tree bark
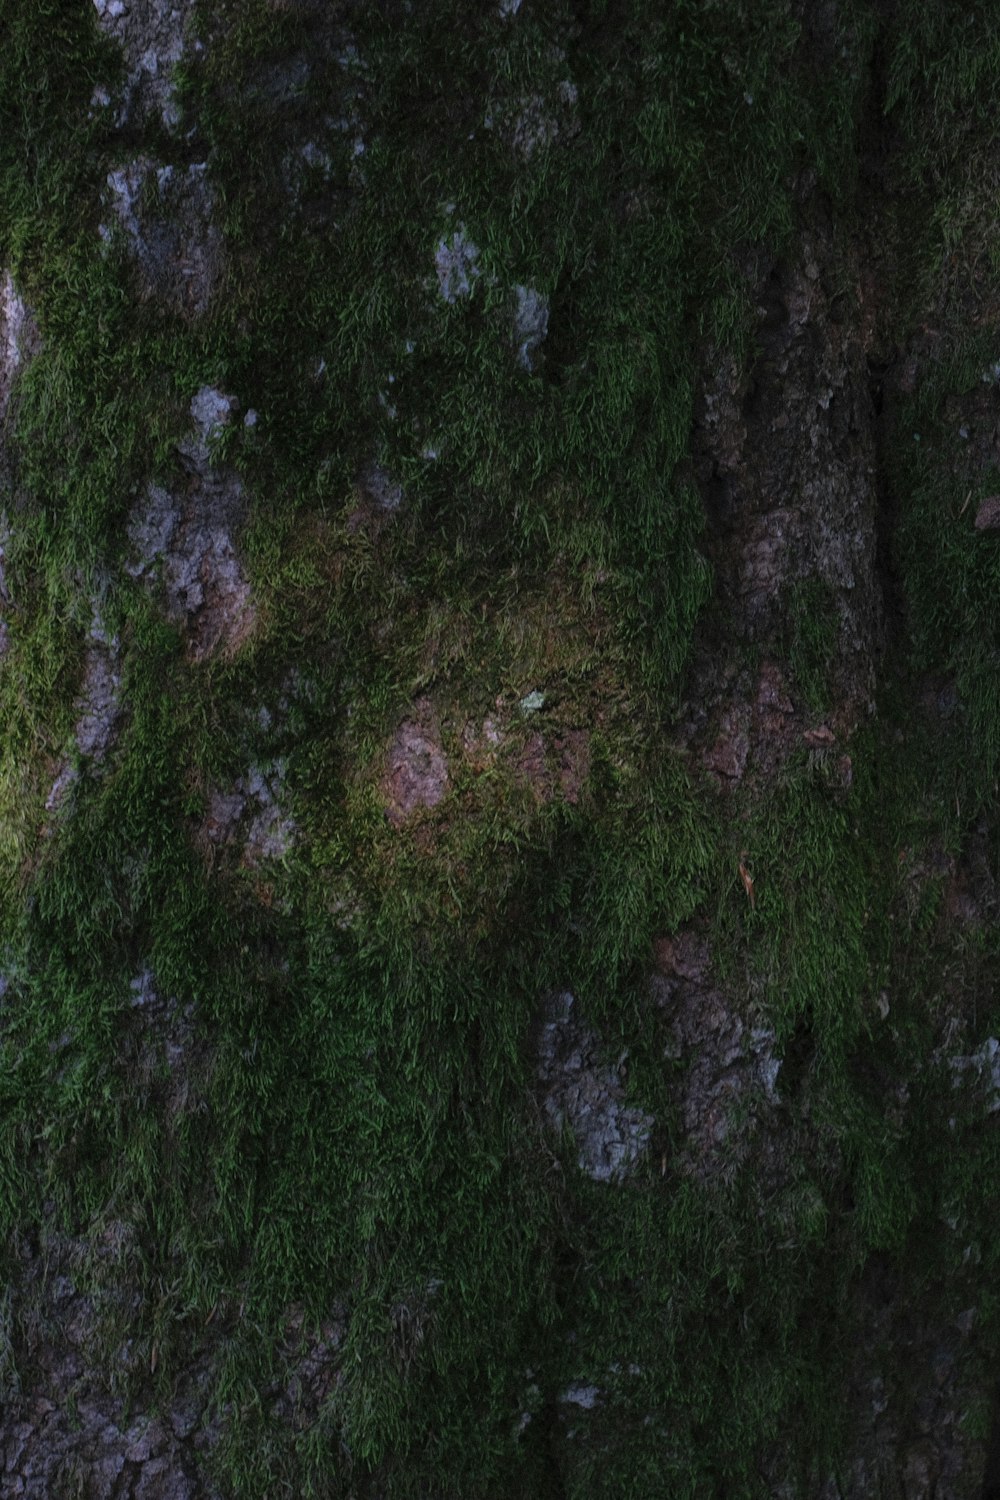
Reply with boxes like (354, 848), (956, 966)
(1, 1), (999, 1496)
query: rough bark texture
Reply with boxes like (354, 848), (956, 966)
(2, 1), (1000, 1496)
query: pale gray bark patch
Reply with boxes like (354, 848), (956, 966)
(91, 0), (198, 130)
(188, 387), (239, 450)
(536, 991), (653, 1183)
(242, 764), (297, 864)
(434, 227), (481, 303)
(127, 478), (254, 660)
(0, 1203), (223, 1497)
(0, 273), (39, 428)
(949, 1036), (1000, 1113)
(127, 398), (255, 660)
(484, 43), (580, 161)
(44, 763), (79, 816)
(360, 461), (403, 514)
(100, 161), (223, 318)
(201, 762), (296, 866)
(74, 608), (122, 763)
(559, 1383), (601, 1410)
(510, 78), (579, 159)
(513, 285), (549, 371)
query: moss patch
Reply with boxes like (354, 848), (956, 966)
(0, 0), (999, 1495)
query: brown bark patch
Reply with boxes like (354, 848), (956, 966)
(704, 706), (751, 782)
(514, 726), (591, 804)
(382, 703), (449, 828)
(554, 729), (590, 804)
(346, 461), (405, 537)
(651, 929), (780, 1180)
(974, 494), (1000, 530)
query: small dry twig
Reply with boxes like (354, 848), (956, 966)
(738, 851), (755, 909)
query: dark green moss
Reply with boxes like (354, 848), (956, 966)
(1, 0), (999, 1495)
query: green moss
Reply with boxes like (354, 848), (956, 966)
(1, 0), (999, 1495)
(785, 579), (841, 718)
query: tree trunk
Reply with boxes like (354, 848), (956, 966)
(1, 1), (999, 1495)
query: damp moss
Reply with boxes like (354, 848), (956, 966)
(0, 0), (999, 1496)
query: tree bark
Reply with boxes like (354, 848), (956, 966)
(1, 1), (999, 1495)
